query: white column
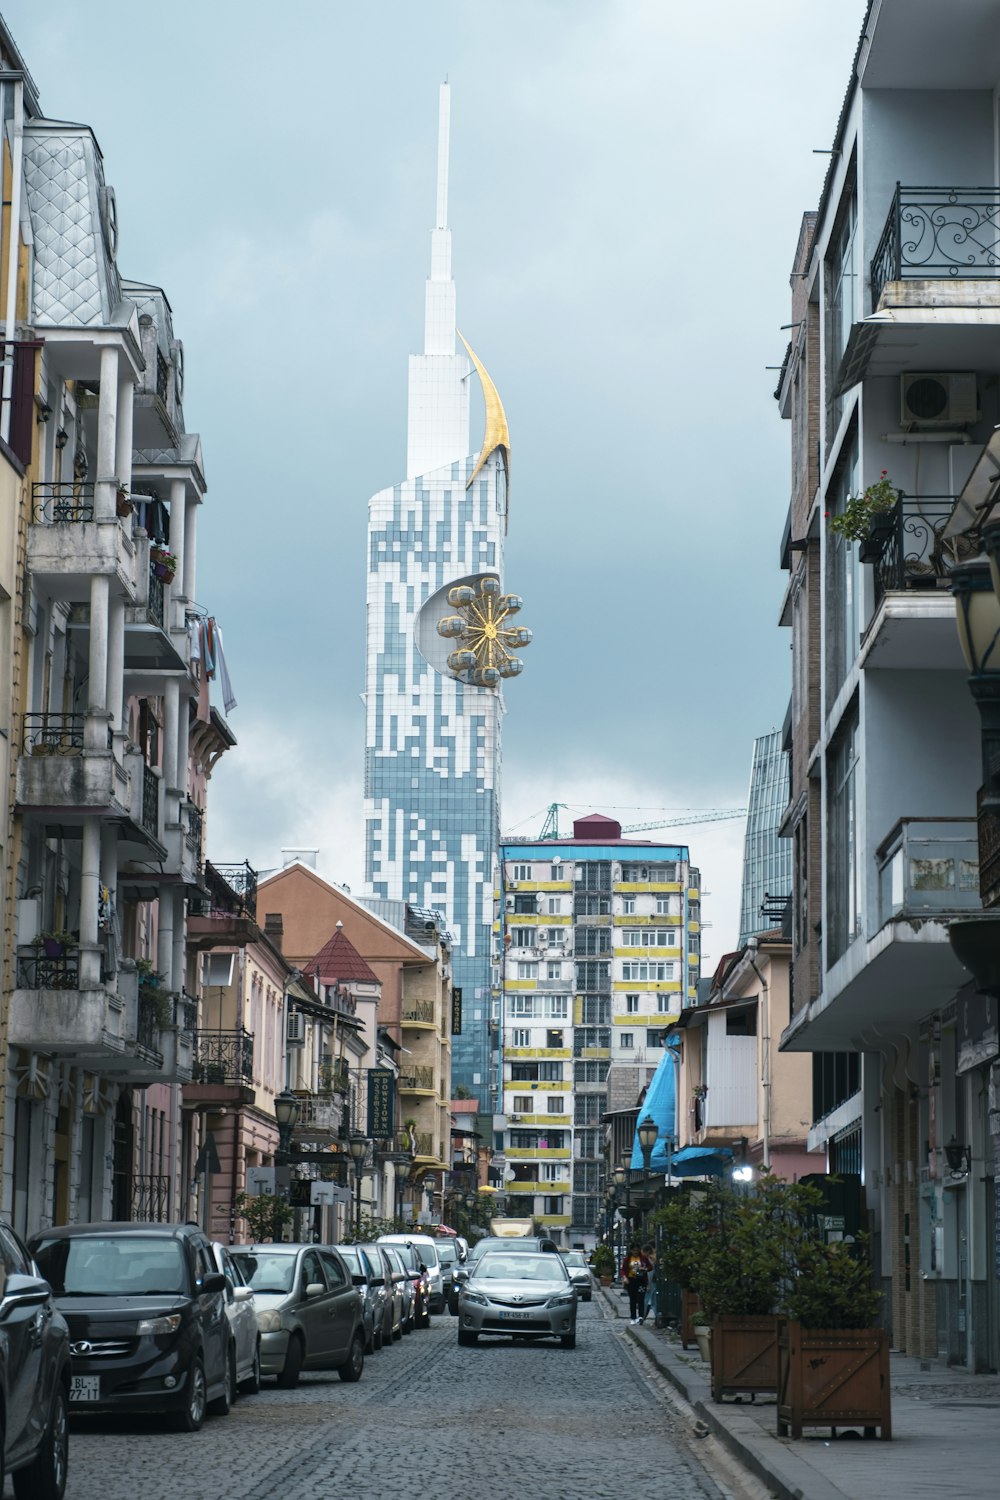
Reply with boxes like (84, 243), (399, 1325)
(162, 679), (179, 791)
(107, 598), (125, 735)
(100, 821), (118, 908)
(95, 345), (119, 522)
(115, 372), (134, 491)
(171, 888), (186, 1002)
(183, 498), (197, 604)
(87, 574), (110, 721)
(157, 883), (174, 989)
(170, 479), (186, 597)
(80, 817), (101, 949)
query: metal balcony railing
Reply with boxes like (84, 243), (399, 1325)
(413, 1131), (434, 1157)
(136, 997), (164, 1060)
(156, 349), (170, 405)
(15, 946), (80, 990)
(22, 712), (85, 757)
(191, 1027), (255, 1085)
(194, 860), (258, 921)
(871, 185), (1000, 308)
(318, 1058), (350, 1094)
(184, 801), (204, 849)
(876, 818), (980, 927)
(31, 480), (95, 523)
(869, 495), (961, 608)
(401, 1000), (435, 1024)
(179, 992), (199, 1032)
(132, 1174), (172, 1223)
(399, 1064), (435, 1091)
(141, 763), (159, 836)
(147, 565), (165, 628)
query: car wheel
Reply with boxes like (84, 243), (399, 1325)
(276, 1334), (304, 1390)
(208, 1349), (236, 1416)
(338, 1331), (365, 1383)
(238, 1342), (262, 1396)
(560, 1333), (577, 1350)
(448, 1295), (459, 1316)
(402, 1311), (412, 1334)
(458, 1330), (478, 1346)
(173, 1357), (207, 1432)
(392, 1315), (402, 1342)
(12, 1380), (68, 1500)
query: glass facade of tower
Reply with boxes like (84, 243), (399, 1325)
(365, 456), (506, 1100)
(738, 730), (792, 946)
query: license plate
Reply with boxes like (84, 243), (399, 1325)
(499, 1310), (532, 1320)
(70, 1376), (101, 1403)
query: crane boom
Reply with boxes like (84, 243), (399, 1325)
(501, 805), (746, 842)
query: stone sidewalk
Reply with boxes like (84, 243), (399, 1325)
(600, 1283), (1000, 1500)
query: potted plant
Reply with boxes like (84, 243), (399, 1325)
(150, 545), (177, 582)
(32, 929), (76, 959)
(592, 1244), (616, 1286)
(828, 470), (899, 556)
(116, 485), (132, 518)
(652, 1194), (703, 1349)
(777, 1235), (889, 1440)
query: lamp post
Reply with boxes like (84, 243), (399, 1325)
(951, 557), (1000, 909)
(273, 1090), (300, 1217)
(348, 1135), (368, 1238)
(613, 1162), (629, 1274)
(637, 1117), (658, 1233)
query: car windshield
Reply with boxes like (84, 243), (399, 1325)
(33, 1235), (187, 1296)
(392, 1245), (420, 1273)
(566, 1253), (588, 1268)
(437, 1242), (457, 1264)
(473, 1254), (568, 1283)
(231, 1251), (296, 1295)
(339, 1247), (362, 1276)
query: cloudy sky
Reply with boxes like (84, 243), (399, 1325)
(11, 0), (867, 968)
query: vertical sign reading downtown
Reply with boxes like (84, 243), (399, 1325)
(452, 985), (462, 1035)
(367, 1067), (396, 1139)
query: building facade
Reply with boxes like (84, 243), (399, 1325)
(775, 0), (1000, 1369)
(738, 730), (792, 947)
(363, 84), (525, 1106)
(499, 815), (701, 1247)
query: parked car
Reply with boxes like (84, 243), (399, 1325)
(30, 1221), (231, 1432)
(377, 1233), (445, 1313)
(337, 1244), (383, 1353)
(231, 1244), (364, 1388)
(0, 1219), (71, 1499)
(380, 1244), (415, 1333)
(467, 1235), (559, 1265)
(354, 1242), (401, 1345)
(457, 1250), (578, 1348)
(385, 1241), (430, 1326)
(435, 1238), (464, 1314)
(561, 1250), (593, 1302)
(209, 1242), (261, 1391)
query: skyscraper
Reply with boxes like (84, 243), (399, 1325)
(738, 730), (792, 946)
(364, 85), (526, 1103)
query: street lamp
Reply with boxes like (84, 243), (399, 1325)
(612, 1162), (630, 1273)
(348, 1135), (369, 1237)
(637, 1117), (659, 1233)
(273, 1089), (300, 1167)
(952, 557), (1000, 909)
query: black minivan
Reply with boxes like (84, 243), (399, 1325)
(30, 1222), (232, 1432)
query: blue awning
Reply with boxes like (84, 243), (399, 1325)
(629, 1040), (679, 1172)
(669, 1145), (733, 1179)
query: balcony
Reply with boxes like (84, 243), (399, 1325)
(413, 1131), (435, 1158)
(157, 798), (204, 887)
(192, 861), (258, 922)
(872, 186), (1000, 311)
(124, 560), (186, 675)
(190, 1027), (255, 1086)
(27, 483), (136, 602)
(401, 1000), (436, 1028)
(877, 818), (980, 927)
(17, 715), (128, 819)
(293, 1093), (345, 1137)
(854, 494), (969, 670)
(399, 1064), (435, 1095)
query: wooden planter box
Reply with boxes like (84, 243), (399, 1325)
(776, 1321), (891, 1439)
(681, 1288), (702, 1350)
(711, 1315), (780, 1402)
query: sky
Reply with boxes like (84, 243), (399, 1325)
(9, 0), (868, 971)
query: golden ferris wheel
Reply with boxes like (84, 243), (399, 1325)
(436, 577), (532, 687)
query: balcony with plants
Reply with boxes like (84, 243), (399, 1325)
(27, 479), (138, 599)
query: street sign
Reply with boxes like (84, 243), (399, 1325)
(246, 1166), (275, 1195)
(367, 1067), (395, 1138)
(193, 1131), (222, 1178)
(311, 1181), (337, 1206)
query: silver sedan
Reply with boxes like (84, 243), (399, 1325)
(456, 1252), (577, 1349)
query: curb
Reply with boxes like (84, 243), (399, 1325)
(598, 1285), (852, 1500)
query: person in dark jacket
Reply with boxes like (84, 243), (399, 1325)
(621, 1242), (653, 1323)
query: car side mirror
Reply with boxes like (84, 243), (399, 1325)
(233, 1285), (253, 1302)
(305, 1281), (326, 1299)
(199, 1272), (227, 1296)
(351, 1274), (367, 1287)
(0, 1273), (51, 1320)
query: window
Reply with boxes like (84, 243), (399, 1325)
(580, 996), (610, 1025)
(512, 927), (536, 948)
(512, 864), (530, 881)
(826, 178), (860, 441)
(655, 895), (675, 915)
(576, 962), (610, 992)
(546, 1096), (565, 1113)
(511, 1061), (564, 1082)
(625, 993), (640, 1013)
(574, 1060), (609, 1084)
(516, 962), (537, 980)
(508, 995), (536, 1018)
(512, 1095), (534, 1114)
(827, 714), (860, 964)
(575, 892), (610, 916)
(621, 961), (674, 982)
(546, 962), (561, 979)
(546, 1028), (564, 1048)
(619, 1032), (634, 1049)
(726, 1007), (756, 1036)
(575, 926), (610, 955)
(510, 1028), (531, 1047)
(551, 864), (564, 881)
(514, 894), (536, 914)
(575, 1095), (602, 1124)
(577, 1128), (600, 1157)
(318, 1250), (346, 1287)
(574, 1027), (610, 1053)
(573, 1162), (600, 1192)
(646, 1028), (665, 1048)
(621, 928), (674, 948)
(544, 1197), (564, 1215)
(541, 1162), (563, 1182)
(656, 994), (676, 1012)
(623, 897), (636, 914)
(826, 434), (861, 693)
(576, 862), (611, 892)
(572, 1195), (600, 1228)
(547, 897), (560, 914)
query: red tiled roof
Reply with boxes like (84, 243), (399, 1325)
(308, 926), (380, 986)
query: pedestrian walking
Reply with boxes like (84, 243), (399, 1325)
(621, 1242), (652, 1324)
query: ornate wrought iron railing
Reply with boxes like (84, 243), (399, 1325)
(184, 801), (204, 849)
(180, 991), (199, 1032)
(15, 946), (80, 990)
(870, 495), (960, 608)
(31, 479), (95, 524)
(871, 185), (1000, 307)
(22, 712), (85, 757)
(191, 1027), (254, 1085)
(401, 1000), (435, 1024)
(195, 860), (258, 921)
(132, 1173), (172, 1223)
(400, 1064), (435, 1091)
(156, 349), (170, 405)
(147, 564), (165, 628)
(141, 763), (159, 835)
(318, 1057), (350, 1094)
(136, 996), (165, 1059)
(413, 1131), (434, 1157)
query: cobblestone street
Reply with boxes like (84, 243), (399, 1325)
(50, 1300), (735, 1500)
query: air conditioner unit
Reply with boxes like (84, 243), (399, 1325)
(286, 1011), (306, 1045)
(505, 897), (514, 910)
(900, 371), (977, 427)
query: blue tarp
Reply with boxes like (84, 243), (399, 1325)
(629, 1039), (679, 1172)
(669, 1145), (733, 1179)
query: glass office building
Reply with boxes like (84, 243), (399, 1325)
(738, 730), (792, 946)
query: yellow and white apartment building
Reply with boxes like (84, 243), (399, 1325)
(498, 814), (701, 1245)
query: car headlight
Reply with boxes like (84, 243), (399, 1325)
(461, 1291), (488, 1307)
(548, 1294), (576, 1308)
(256, 1309), (284, 1333)
(136, 1314), (182, 1335)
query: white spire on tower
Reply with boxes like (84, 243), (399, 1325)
(424, 80), (455, 356)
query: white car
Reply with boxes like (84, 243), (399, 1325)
(210, 1242), (261, 1394)
(377, 1234), (445, 1314)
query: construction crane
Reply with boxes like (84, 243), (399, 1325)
(504, 802), (747, 842)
